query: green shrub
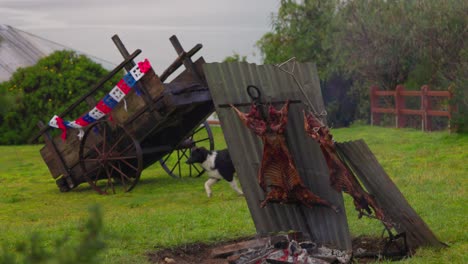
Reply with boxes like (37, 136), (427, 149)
(0, 204), (105, 264)
(0, 50), (121, 145)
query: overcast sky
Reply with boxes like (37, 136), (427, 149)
(0, 0), (280, 72)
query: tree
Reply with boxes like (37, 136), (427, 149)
(257, 0), (355, 127)
(331, 0), (467, 90)
(0, 86), (14, 116)
(332, 0), (467, 130)
(0, 50), (121, 144)
(223, 53), (248, 63)
(257, 0), (338, 79)
(449, 54), (468, 132)
(258, 0), (467, 131)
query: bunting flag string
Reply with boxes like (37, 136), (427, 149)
(48, 59), (152, 140)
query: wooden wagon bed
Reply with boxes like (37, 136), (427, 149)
(34, 35), (215, 194)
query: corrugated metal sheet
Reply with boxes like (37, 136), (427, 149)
(203, 61), (351, 250)
(336, 140), (445, 249)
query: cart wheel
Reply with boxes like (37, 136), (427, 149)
(159, 121), (214, 179)
(79, 121), (143, 194)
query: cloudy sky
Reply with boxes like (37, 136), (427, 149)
(0, 0), (280, 72)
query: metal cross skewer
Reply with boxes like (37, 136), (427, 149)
(275, 57), (328, 127)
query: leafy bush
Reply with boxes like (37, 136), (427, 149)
(0, 204), (105, 264)
(0, 50), (121, 145)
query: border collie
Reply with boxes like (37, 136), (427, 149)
(186, 147), (243, 197)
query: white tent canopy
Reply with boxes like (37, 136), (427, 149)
(0, 24), (114, 83)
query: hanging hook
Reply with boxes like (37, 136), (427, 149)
(246, 85), (267, 120)
(247, 85), (261, 102)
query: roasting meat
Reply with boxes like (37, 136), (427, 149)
(304, 111), (388, 224)
(231, 101), (338, 211)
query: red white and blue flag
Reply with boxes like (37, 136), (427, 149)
(49, 59), (152, 140)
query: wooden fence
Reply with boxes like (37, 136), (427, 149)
(370, 85), (454, 131)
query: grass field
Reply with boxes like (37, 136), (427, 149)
(0, 125), (466, 263)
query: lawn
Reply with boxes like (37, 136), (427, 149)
(0, 125), (466, 263)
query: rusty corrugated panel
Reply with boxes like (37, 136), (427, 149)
(336, 140), (446, 249)
(203, 61), (351, 250)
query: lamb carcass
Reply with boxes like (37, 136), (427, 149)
(304, 111), (388, 224)
(231, 101), (338, 212)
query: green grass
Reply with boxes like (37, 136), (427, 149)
(333, 126), (467, 263)
(0, 125), (466, 263)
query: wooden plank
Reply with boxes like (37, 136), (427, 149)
(427, 91), (450, 97)
(51, 123), (102, 175)
(160, 44), (203, 82)
(400, 109), (423, 115)
(210, 232), (304, 259)
(52, 133), (81, 169)
(336, 140), (446, 250)
(373, 107), (395, 114)
(112, 69), (164, 125)
(400, 91), (421, 96)
(140, 68), (165, 99)
(427, 110), (450, 117)
(125, 111), (162, 141)
(40, 146), (62, 178)
(210, 237), (270, 258)
(169, 35), (203, 84)
(66, 163), (88, 186)
(111, 89), (147, 125)
(169, 57), (206, 84)
(36, 123), (64, 179)
(162, 89), (212, 107)
(375, 90), (395, 96)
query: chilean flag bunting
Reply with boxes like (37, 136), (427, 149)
(48, 59), (152, 140)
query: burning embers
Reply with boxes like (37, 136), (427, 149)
(210, 232), (352, 264)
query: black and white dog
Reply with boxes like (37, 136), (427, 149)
(186, 147), (243, 197)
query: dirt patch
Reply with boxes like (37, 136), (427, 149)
(148, 236), (405, 264)
(352, 236), (385, 252)
(352, 235), (409, 263)
(148, 237), (253, 264)
(148, 242), (224, 264)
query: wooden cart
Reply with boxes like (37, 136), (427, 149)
(32, 35), (215, 194)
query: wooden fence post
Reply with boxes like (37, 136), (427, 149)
(421, 85), (431, 131)
(370, 84), (451, 131)
(370, 86), (379, 126)
(448, 86), (455, 133)
(395, 85), (406, 128)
